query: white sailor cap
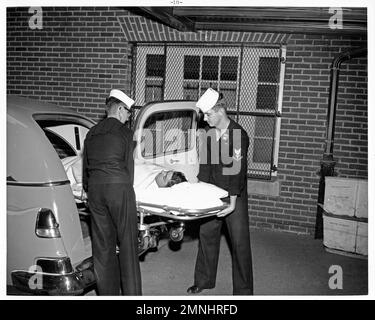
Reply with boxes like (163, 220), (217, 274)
(196, 88), (220, 113)
(108, 89), (135, 110)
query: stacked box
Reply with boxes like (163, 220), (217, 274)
(323, 177), (368, 256)
(324, 177), (368, 218)
(356, 180), (368, 219)
(356, 221), (368, 256)
(323, 215), (368, 256)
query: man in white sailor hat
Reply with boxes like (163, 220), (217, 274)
(83, 89), (142, 295)
(106, 88), (135, 121)
(188, 88), (254, 295)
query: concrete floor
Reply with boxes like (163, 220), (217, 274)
(137, 227), (367, 296)
(7, 226), (367, 296)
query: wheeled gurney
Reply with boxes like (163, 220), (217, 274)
(62, 155), (229, 253)
(73, 187), (229, 254)
(136, 200), (228, 253)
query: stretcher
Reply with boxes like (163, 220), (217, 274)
(74, 189), (228, 254)
(136, 200), (228, 252)
(61, 155), (229, 253)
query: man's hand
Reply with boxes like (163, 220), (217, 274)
(216, 205), (235, 218)
(216, 195), (237, 218)
(189, 176), (199, 183)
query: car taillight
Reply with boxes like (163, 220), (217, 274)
(35, 257), (73, 274)
(35, 208), (61, 238)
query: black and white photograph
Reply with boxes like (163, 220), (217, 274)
(3, 0), (373, 301)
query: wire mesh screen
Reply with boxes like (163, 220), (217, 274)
(238, 114), (277, 178)
(132, 43), (283, 179)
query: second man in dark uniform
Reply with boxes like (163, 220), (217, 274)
(188, 88), (253, 295)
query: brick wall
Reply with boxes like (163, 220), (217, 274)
(7, 7), (368, 235)
(249, 34), (367, 234)
(7, 7), (133, 120)
(116, 14), (291, 43)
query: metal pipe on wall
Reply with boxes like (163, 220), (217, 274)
(315, 47), (367, 239)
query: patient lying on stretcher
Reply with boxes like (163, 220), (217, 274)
(133, 161), (228, 210)
(62, 156), (228, 210)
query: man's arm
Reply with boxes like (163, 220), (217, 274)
(217, 195), (237, 217)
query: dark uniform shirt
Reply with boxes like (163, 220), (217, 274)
(82, 117), (135, 191)
(198, 118), (249, 196)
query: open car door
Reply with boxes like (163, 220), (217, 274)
(133, 101), (200, 182)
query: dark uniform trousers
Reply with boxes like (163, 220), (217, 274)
(88, 182), (142, 295)
(194, 190), (253, 295)
(194, 119), (253, 295)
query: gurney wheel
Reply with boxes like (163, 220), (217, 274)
(138, 234), (150, 252)
(169, 227), (184, 242)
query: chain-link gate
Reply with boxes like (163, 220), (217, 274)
(130, 43), (285, 180)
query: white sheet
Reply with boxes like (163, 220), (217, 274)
(135, 181), (228, 210)
(61, 156), (85, 202)
(62, 156), (228, 210)
(134, 161), (228, 210)
(133, 161), (165, 190)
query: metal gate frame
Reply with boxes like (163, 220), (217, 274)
(130, 42), (286, 180)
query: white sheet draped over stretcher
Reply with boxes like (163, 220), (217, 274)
(62, 156), (228, 210)
(135, 180), (228, 210)
(134, 161), (228, 209)
(62, 156), (85, 202)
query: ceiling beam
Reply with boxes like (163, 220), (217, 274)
(174, 7), (367, 22)
(131, 7), (366, 35)
(194, 21), (367, 35)
(137, 7), (196, 32)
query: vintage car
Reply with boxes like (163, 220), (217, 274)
(7, 96), (95, 295)
(7, 95), (227, 295)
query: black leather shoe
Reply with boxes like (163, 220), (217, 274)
(187, 285), (203, 294)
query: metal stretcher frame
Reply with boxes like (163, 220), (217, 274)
(136, 201), (228, 221)
(136, 201), (228, 251)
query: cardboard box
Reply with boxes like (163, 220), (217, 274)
(356, 221), (368, 255)
(323, 215), (356, 252)
(324, 177), (368, 218)
(323, 214), (368, 256)
(356, 180), (368, 219)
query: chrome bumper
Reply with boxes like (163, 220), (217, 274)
(11, 257), (95, 295)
